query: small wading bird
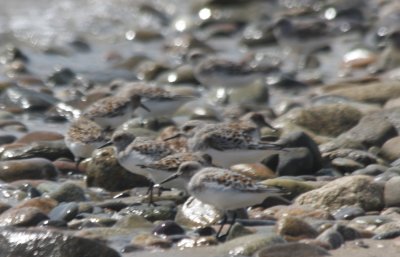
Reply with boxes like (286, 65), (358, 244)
(157, 161), (287, 240)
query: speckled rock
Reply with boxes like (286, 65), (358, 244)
(0, 158), (58, 182)
(275, 104), (362, 137)
(255, 242), (330, 257)
(0, 207), (48, 227)
(0, 227), (120, 257)
(49, 182), (87, 202)
(175, 197), (223, 228)
(85, 147), (150, 191)
(295, 175), (384, 212)
(276, 217), (318, 240)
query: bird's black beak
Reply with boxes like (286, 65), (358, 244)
(98, 141), (113, 149)
(156, 172), (180, 186)
(163, 133), (183, 141)
(140, 103), (151, 112)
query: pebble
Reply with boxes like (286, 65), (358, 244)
(316, 227), (344, 249)
(118, 202), (176, 222)
(332, 206), (365, 220)
(0, 207), (48, 227)
(85, 147), (150, 191)
(0, 227), (120, 257)
(48, 202), (79, 222)
(295, 175), (384, 212)
(49, 182), (87, 202)
(276, 217), (319, 240)
(255, 242), (330, 257)
(384, 176), (400, 207)
(0, 158), (58, 182)
(152, 220), (185, 236)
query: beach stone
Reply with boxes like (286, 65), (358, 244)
(331, 158), (364, 174)
(152, 220), (185, 236)
(374, 168), (400, 183)
(86, 147), (150, 191)
(230, 163), (276, 180)
(276, 217), (318, 240)
(255, 242), (330, 257)
(260, 178), (317, 199)
(49, 182), (87, 202)
(48, 202), (79, 222)
(0, 207), (48, 227)
(15, 131), (64, 144)
(337, 111), (397, 147)
(295, 175), (384, 212)
(332, 206), (365, 220)
(385, 176), (400, 207)
(348, 215), (393, 231)
(0, 227), (120, 257)
(216, 234), (286, 256)
(113, 214), (153, 229)
(275, 104), (362, 137)
(374, 221), (400, 235)
(316, 227), (344, 249)
(14, 197), (58, 214)
(0, 134), (16, 145)
(323, 81), (400, 104)
(38, 219), (68, 228)
(353, 164), (388, 176)
(229, 80), (269, 104)
(175, 197), (223, 228)
(270, 205), (333, 220)
(373, 230), (400, 240)
(176, 236), (219, 249)
(225, 223), (254, 241)
(276, 147), (315, 176)
(381, 136), (400, 161)
(322, 149), (378, 165)
(0, 202), (11, 214)
(333, 224), (361, 241)
(1, 140), (73, 161)
(0, 158), (58, 182)
(131, 234), (172, 249)
(118, 202), (176, 222)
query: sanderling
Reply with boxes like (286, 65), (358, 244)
(82, 94), (150, 130)
(158, 161), (285, 238)
(140, 152), (212, 192)
(65, 117), (108, 166)
(187, 124), (283, 168)
(104, 131), (175, 178)
(117, 83), (197, 119)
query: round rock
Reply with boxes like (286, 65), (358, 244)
(0, 158), (58, 182)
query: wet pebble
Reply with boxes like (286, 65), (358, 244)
(0, 207), (48, 227)
(316, 227), (344, 249)
(333, 206), (365, 220)
(152, 220), (185, 236)
(118, 202), (176, 222)
(0, 158), (58, 182)
(14, 197), (58, 214)
(1, 140), (73, 161)
(0, 227), (120, 257)
(49, 182), (87, 202)
(0, 134), (16, 146)
(48, 202), (79, 222)
(175, 197), (223, 228)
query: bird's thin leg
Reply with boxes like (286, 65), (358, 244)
(146, 182), (155, 206)
(216, 213), (227, 239)
(224, 211), (237, 238)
